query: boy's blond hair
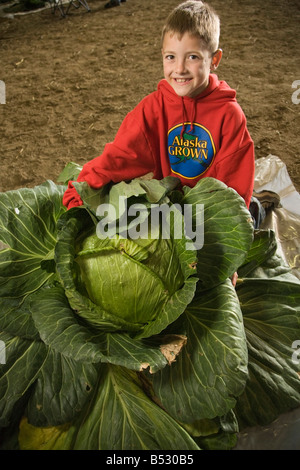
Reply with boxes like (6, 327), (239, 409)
(161, 1), (220, 54)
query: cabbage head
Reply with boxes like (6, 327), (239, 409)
(54, 176), (199, 338)
(0, 171), (299, 451)
(75, 232), (184, 325)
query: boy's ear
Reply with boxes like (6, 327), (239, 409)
(210, 49), (222, 70)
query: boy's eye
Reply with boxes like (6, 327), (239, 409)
(189, 55), (199, 60)
(165, 54), (175, 60)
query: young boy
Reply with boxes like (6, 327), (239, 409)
(63, 0), (254, 210)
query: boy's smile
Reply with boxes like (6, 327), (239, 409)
(162, 32), (222, 98)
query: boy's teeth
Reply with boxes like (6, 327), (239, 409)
(176, 78), (191, 83)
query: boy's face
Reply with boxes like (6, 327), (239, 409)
(162, 32), (221, 98)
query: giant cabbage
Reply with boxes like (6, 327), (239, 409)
(0, 168), (299, 450)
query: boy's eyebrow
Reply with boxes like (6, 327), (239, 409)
(162, 49), (204, 56)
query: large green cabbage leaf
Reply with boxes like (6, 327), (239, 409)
(234, 230), (300, 428)
(149, 280), (248, 423)
(18, 364), (200, 451)
(0, 174), (299, 450)
(0, 181), (66, 339)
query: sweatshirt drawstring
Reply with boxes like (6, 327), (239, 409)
(180, 97), (187, 140)
(180, 97), (196, 140)
(188, 100), (196, 134)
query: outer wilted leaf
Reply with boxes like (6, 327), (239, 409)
(151, 280), (248, 423)
(19, 417), (71, 451)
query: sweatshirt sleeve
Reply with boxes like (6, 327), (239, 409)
(63, 108), (156, 209)
(214, 104), (255, 208)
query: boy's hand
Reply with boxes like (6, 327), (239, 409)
(63, 181), (84, 210)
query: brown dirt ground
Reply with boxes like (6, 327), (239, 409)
(0, 0), (300, 195)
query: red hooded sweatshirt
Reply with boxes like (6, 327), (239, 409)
(63, 74), (254, 209)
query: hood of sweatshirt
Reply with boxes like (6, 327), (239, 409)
(157, 74), (237, 138)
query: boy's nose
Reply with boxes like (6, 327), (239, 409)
(175, 59), (187, 74)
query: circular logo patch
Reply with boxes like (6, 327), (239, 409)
(168, 123), (216, 179)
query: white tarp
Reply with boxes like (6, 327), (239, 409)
(255, 154), (300, 280)
(254, 154), (300, 217)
